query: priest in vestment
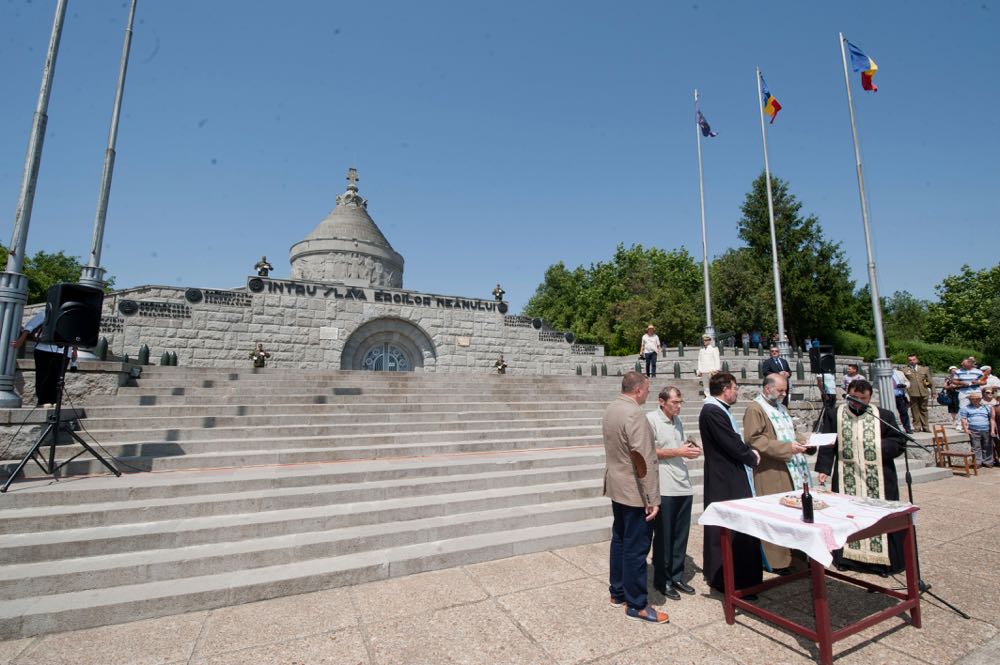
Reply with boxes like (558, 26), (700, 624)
(700, 372), (762, 593)
(816, 379), (907, 575)
(743, 374), (812, 574)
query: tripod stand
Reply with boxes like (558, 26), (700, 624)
(849, 400), (970, 619)
(1, 347), (121, 493)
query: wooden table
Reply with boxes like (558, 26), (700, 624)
(719, 511), (920, 665)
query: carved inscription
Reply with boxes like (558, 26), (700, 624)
(202, 290), (252, 307)
(572, 344), (600, 355)
(248, 278), (499, 311)
(119, 300), (191, 319)
(100, 316), (124, 333)
(504, 315), (533, 328)
(538, 331), (568, 343)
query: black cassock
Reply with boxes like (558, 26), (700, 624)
(816, 404), (907, 574)
(700, 402), (762, 592)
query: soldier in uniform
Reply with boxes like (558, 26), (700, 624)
(254, 256), (274, 277)
(901, 353), (934, 432)
(249, 343), (271, 368)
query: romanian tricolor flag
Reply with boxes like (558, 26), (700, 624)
(760, 75), (782, 124)
(847, 40), (878, 91)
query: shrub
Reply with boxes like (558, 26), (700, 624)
(829, 330), (876, 361)
(887, 339), (984, 373)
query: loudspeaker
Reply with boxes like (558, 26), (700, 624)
(809, 345), (836, 374)
(40, 283), (104, 347)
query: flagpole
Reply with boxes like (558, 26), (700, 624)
(695, 89), (714, 343)
(755, 67), (790, 358)
(838, 33), (895, 416)
(80, 0), (138, 291)
(0, 0), (69, 407)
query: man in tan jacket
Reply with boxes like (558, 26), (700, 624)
(603, 371), (667, 624)
(901, 353), (934, 432)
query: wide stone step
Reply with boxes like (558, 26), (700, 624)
(82, 392), (639, 406)
(51, 425), (602, 456)
(0, 449), (608, 509)
(117, 383), (625, 396)
(78, 408), (608, 431)
(70, 402), (743, 424)
(4, 436), (606, 479)
(0, 516), (612, 640)
(0, 497), (607, 600)
(84, 417), (605, 443)
(0, 468), (605, 538)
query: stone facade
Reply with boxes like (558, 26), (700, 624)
(20, 168), (604, 375)
(94, 278), (602, 374)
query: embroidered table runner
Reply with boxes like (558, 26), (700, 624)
(698, 491), (917, 567)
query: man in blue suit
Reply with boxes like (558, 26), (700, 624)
(762, 346), (792, 406)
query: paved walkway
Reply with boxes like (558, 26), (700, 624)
(1, 470), (997, 665)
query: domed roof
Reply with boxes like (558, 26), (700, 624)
(303, 168), (396, 251)
(289, 168), (405, 288)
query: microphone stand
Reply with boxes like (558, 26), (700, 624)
(846, 397), (970, 619)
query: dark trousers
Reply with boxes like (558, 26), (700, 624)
(644, 352), (657, 377)
(969, 430), (993, 467)
(609, 501), (653, 610)
(33, 348), (66, 406)
(652, 494), (693, 589)
(894, 395), (912, 432)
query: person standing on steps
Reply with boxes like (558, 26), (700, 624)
(639, 325), (661, 379)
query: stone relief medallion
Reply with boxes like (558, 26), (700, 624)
(498, 302), (509, 314)
(184, 288), (204, 304)
(248, 278), (265, 293)
(118, 299), (139, 316)
(564, 332), (576, 344)
(531, 318), (543, 330)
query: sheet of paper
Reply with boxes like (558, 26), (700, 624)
(808, 433), (837, 447)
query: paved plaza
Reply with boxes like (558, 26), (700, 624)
(0, 471), (996, 665)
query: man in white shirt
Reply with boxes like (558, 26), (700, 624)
(982, 365), (1000, 390)
(10, 310), (76, 407)
(639, 325), (661, 378)
(954, 357), (985, 411)
(646, 386), (700, 600)
(696, 334), (721, 397)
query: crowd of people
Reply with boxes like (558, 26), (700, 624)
(602, 343), (997, 623)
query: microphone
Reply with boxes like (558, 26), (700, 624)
(844, 394), (870, 409)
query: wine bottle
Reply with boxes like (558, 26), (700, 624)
(801, 482), (814, 523)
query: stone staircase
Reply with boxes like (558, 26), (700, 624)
(0, 367), (950, 639)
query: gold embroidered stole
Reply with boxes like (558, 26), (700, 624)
(836, 404), (890, 566)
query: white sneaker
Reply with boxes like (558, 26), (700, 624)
(954, 424), (963, 431)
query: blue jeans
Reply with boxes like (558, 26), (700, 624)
(644, 352), (657, 377)
(609, 501), (653, 610)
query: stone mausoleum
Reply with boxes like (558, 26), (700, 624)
(93, 169), (604, 373)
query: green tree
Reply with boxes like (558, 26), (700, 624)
(724, 172), (855, 341)
(925, 264), (1000, 357)
(0, 247), (116, 303)
(882, 290), (929, 343)
(708, 248), (774, 336)
(524, 244), (703, 354)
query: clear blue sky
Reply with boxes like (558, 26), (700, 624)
(2, 1), (997, 314)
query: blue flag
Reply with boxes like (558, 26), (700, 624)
(696, 110), (718, 137)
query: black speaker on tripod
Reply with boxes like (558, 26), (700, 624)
(808, 345), (836, 374)
(1, 282), (118, 493)
(40, 283), (104, 347)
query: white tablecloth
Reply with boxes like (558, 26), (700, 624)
(697, 491), (917, 567)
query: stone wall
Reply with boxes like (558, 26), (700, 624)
(86, 278), (603, 375)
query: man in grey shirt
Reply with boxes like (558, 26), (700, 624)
(646, 386), (702, 600)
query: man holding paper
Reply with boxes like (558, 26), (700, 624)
(815, 379), (907, 575)
(743, 375), (812, 574)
